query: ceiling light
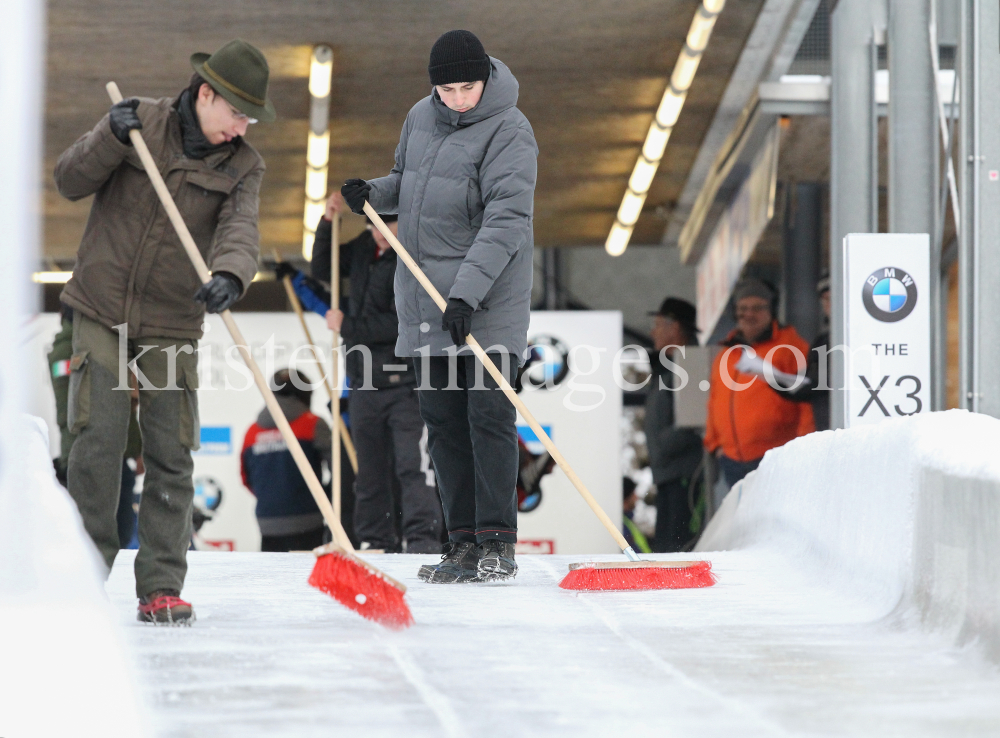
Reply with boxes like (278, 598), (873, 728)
(618, 190), (647, 227)
(642, 123), (672, 162)
(305, 166), (328, 201)
(629, 158), (659, 194)
(308, 45), (334, 99)
(605, 223), (633, 256)
(671, 50), (701, 92)
(32, 271), (72, 284)
(303, 200), (326, 230)
(606, 0), (726, 256)
(655, 90), (686, 129)
(686, 10), (718, 52)
(303, 45), (334, 260)
(307, 131), (330, 169)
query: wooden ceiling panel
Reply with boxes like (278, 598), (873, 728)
(44, 0), (762, 260)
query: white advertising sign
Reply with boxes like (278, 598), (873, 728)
(843, 233), (931, 427)
(25, 310), (623, 555)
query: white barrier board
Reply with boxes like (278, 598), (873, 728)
(842, 233), (931, 427)
(25, 310), (623, 554)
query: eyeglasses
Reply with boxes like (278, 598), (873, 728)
(223, 99), (257, 125)
(736, 304), (770, 315)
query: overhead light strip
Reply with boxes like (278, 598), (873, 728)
(302, 45), (334, 260)
(606, 0), (726, 256)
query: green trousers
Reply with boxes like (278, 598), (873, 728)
(66, 313), (200, 597)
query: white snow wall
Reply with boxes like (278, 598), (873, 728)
(0, 1), (147, 734)
(697, 410), (1000, 662)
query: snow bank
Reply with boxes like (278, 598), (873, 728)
(697, 409), (1000, 660)
(0, 416), (147, 736)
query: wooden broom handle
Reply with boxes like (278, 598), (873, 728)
(272, 250), (358, 474)
(363, 202), (631, 553)
(107, 82), (354, 552)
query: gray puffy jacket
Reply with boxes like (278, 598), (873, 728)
(367, 58), (538, 364)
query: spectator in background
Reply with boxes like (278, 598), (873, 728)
(645, 297), (704, 552)
(765, 273), (831, 431)
(704, 278), (814, 489)
(277, 192), (442, 554)
(241, 368), (332, 552)
(622, 477), (652, 555)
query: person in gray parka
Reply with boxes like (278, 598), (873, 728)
(341, 30), (538, 583)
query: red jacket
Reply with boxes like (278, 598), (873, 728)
(704, 322), (815, 462)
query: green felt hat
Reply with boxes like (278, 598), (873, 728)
(190, 39), (276, 123)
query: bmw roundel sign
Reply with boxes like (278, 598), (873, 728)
(862, 267), (918, 323)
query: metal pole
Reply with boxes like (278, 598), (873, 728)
(959, 0), (1000, 416)
(782, 182), (823, 342)
(888, 0), (940, 407)
(830, 0), (879, 429)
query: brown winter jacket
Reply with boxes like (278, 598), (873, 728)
(55, 95), (264, 340)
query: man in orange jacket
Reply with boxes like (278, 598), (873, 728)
(704, 278), (815, 488)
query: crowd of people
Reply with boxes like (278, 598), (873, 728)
(46, 30), (833, 625)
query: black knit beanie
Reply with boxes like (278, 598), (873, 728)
(428, 30), (491, 86)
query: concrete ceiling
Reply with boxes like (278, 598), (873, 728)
(43, 0), (764, 263)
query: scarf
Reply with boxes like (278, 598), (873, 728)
(177, 89), (235, 160)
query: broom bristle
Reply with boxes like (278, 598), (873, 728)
(559, 560), (716, 591)
(309, 552), (414, 629)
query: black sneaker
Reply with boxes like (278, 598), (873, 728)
(417, 541), (481, 583)
(477, 541), (517, 581)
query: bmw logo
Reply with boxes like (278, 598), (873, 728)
(522, 335), (570, 389)
(862, 267), (917, 323)
(193, 476), (223, 513)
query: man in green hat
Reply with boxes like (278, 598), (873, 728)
(54, 39), (275, 625)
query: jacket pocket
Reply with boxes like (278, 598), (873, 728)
(67, 351), (91, 433)
(178, 351), (201, 451)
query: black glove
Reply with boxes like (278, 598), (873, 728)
(442, 298), (474, 346)
(274, 262), (299, 281)
(341, 178), (371, 215)
(109, 99), (142, 145)
(194, 272), (242, 314)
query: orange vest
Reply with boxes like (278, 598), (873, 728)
(704, 322), (815, 462)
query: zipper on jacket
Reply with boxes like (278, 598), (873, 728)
(728, 357), (745, 463)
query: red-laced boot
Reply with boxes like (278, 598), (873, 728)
(137, 589), (195, 626)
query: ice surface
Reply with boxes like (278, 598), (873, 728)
(105, 549), (1000, 738)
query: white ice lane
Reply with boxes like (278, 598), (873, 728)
(106, 551), (1000, 738)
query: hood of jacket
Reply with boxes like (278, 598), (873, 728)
(257, 395), (309, 429)
(431, 57), (519, 129)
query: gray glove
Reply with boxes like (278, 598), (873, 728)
(109, 99), (142, 145)
(194, 272), (242, 314)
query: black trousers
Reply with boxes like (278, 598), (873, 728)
(414, 354), (519, 545)
(652, 478), (691, 553)
(350, 385), (443, 552)
(261, 528), (325, 553)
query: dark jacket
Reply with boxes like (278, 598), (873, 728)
(774, 329), (831, 431)
(644, 354), (703, 484)
(55, 95), (264, 340)
(240, 395), (331, 536)
(310, 218), (413, 389)
(367, 57), (538, 362)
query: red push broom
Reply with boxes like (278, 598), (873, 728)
(107, 83), (412, 629)
(364, 203), (715, 592)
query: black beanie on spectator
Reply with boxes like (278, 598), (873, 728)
(428, 30), (491, 86)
